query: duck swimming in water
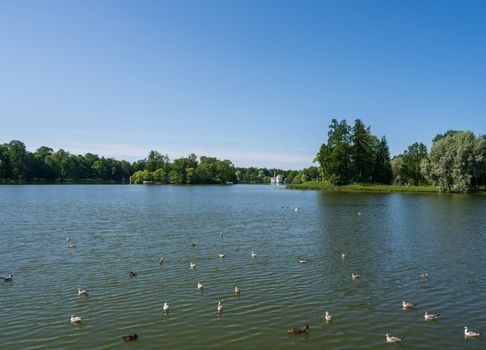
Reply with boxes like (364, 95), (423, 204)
(78, 288), (89, 296)
(122, 333), (138, 342)
(197, 282), (204, 290)
(298, 258), (307, 264)
(1, 274), (13, 282)
(219, 253), (225, 258)
(352, 273), (361, 280)
(424, 312), (439, 321)
(159, 257), (164, 264)
(251, 251), (257, 258)
(402, 300), (417, 309)
(234, 285), (241, 294)
(128, 271), (137, 278)
(288, 325), (309, 334)
(190, 262), (196, 269)
(419, 272), (429, 279)
(70, 315), (82, 324)
(386, 334), (403, 343)
(325, 311), (332, 322)
(163, 303), (170, 313)
(217, 301), (223, 313)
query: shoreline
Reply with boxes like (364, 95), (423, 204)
(286, 182), (440, 193)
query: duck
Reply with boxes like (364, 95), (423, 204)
(419, 272), (429, 279)
(66, 237), (71, 242)
(192, 243), (196, 247)
(298, 258), (307, 264)
(70, 315), (82, 324)
(217, 301), (223, 313)
(190, 262), (196, 269)
(159, 257), (164, 264)
(68, 243), (76, 248)
(78, 288), (89, 296)
(288, 324), (309, 334)
(341, 252), (348, 259)
(234, 285), (241, 294)
(424, 312), (439, 321)
(197, 282), (204, 290)
(385, 334), (403, 343)
(325, 311), (332, 322)
(251, 251), (257, 258)
(352, 273), (361, 280)
(163, 303), (170, 313)
(402, 300), (417, 309)
(219, 253), (225, 259)
(293, 207), (300, 213)
(122, 333), (138, 342)
(1, 274), (13, 282)
(464, 326), (481, 337)
(128, 271), (137, 278)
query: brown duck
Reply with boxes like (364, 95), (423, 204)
(122, 333), (138, 342)
(288, 324), (309, 334)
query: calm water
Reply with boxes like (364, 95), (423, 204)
(0, 185), (485, 349)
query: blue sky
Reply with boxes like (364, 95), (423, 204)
(0, 0), (485, 169)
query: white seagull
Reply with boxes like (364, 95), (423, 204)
(386, 334), (403, 343)
(419, 272), (429, 279)
(234, 285), (241, 294)
(78, 288), (89, 296)
(68, 243), (76, 248)
(325, 311), (332, 322)
(190, 262), (196, 269)
(163, 303), (170, 313)
(218, 253), (225, 259)
(402, 300), (417, 309)
(217, 301), (223, 313)
(70, 315), (82, 324)
(341, 252), (348, 259)
(159, 257), (164, 264)
(197, 282), (204, 290)
(464, 326), (481, 338)
(251, 251), (257, 258)
(352, 273), (361, 280)
(424, 312), (439, 321)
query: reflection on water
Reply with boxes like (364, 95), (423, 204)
(0, 185), (485, 349)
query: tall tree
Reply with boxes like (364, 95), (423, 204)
(351, 119), (374, 182)
(372, 136), (393, 184)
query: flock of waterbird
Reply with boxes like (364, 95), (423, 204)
(1, 208), (483, 345)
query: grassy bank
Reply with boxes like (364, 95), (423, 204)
(286, 181), (439, 193)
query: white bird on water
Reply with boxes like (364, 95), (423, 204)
(68, 242), (76, 248)
(325, 311), (332, 322)
(298, 258), (307, 264)
(386, 334), (403, 343)
(424, 312), (439, 321)
(419, 272), (429, 279)
(234, 285), (241, 294)
(219, 253), (225, 259)
(159, 257), (164, 264)
(217, 301), (223, 313)
(190, 262), (196, 269)
(294, 207), (300, 212)
(251, 251), (257, 258)
(352, 273), (361, 280)
(402, 300), (417, 309)
(163, 303), (170, 313)
(464, 326), (481, 338)
(341, 252), (348, 259)
(197, 282), (204, 290)
(70, 315), (82, 324)
(78, 288), (89, 296)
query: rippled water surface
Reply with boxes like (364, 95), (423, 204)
(1, 185), (485, 349)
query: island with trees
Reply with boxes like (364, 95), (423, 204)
(288, 119), (486, 193)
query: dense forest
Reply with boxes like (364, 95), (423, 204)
(315, 119), (486, 192)
(0, 140), (315, 185)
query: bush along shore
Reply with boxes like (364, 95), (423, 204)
(287, 181), (440, 193)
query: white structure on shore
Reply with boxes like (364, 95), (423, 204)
(270, 171), (284, 185)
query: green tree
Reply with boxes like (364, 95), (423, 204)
(372, 136), (393, 184)
(316, 119), (352, 184)
(423, 131), (486, 192)
(351, 119), (374, 182)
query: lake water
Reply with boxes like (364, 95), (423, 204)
(0, 185), (485, 349)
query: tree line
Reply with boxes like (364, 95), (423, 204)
(0, 140), (315, 185)
(315, 119), (486, 192)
